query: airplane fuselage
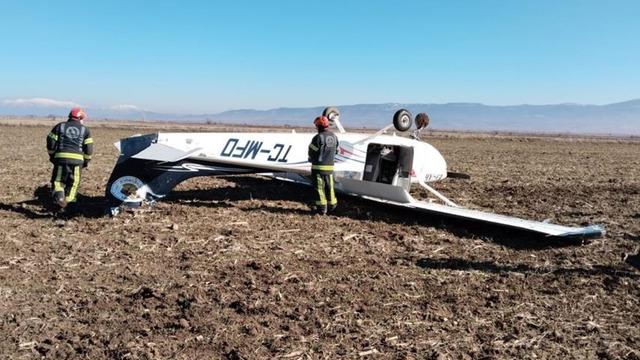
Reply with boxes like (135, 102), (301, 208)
(147, 131), (448, 184)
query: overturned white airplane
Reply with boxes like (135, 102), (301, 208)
(105, 107), (604, 238)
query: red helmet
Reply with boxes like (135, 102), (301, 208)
(314, 116), (329, 129)
(69, 107), (86, 120)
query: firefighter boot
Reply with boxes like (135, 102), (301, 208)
(315, 205), (328, 215)
(53, 191), (67, 209)
(329, 203), (338, 213)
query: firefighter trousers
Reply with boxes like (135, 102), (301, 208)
(50, 164), (82, 204)
(311, 171), (337, 213)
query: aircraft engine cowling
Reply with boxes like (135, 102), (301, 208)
(412, 141), (448, 183)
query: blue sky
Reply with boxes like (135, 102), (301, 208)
(1, 0), (639, 113)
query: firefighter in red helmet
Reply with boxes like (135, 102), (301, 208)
(46, 107), (94, 214)
(308, 116), (339, 214)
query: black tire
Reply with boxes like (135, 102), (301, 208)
(393, 109), (413, 132)
(322, 106), (340, 123)
(415, 112), (430, 129)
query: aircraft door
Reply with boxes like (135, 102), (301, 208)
(363, 144), (414, 190)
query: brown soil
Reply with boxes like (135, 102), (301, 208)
(0, 120), (638, 359)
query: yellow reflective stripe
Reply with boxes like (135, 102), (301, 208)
(312, 164), (334, 171)
(53, 166), (64, 192)
(83, 137), (94, 145)
(48, 132), (58, 141)
(65, 166), (81, 203)
(83, 154), (92, 160)
(328, 175), (337, 205)
(316, 174), (327, 205)
(308, 143), (318, 151)
(54, 152), (84, 160)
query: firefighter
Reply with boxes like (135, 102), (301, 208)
(308, 116), (339, 214)
(46, 107), (93, 213)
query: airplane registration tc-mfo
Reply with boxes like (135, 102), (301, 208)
(105, 107), (604, 239)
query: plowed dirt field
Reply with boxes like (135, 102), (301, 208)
(0, 120), (638, 359)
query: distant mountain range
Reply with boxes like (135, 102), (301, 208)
(2, 98), (639, 135)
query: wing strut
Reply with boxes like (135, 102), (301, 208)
(418, 179), (459, 207)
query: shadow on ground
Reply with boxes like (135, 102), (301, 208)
(416, 256), (639, 279)
(0, 185), (106, 219)
(166, 176), (591, 250)
(626, 254), (640, 271)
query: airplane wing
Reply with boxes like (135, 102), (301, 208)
(372, 196), (604, 238)
(274, 174), (604, 239)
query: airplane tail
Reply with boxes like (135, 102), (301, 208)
(105, 133), (253, 214)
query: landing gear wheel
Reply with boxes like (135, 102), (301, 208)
(322, 106), (340, 124)
(415, 112), (430, 129)
(393, 109), (413, 132)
